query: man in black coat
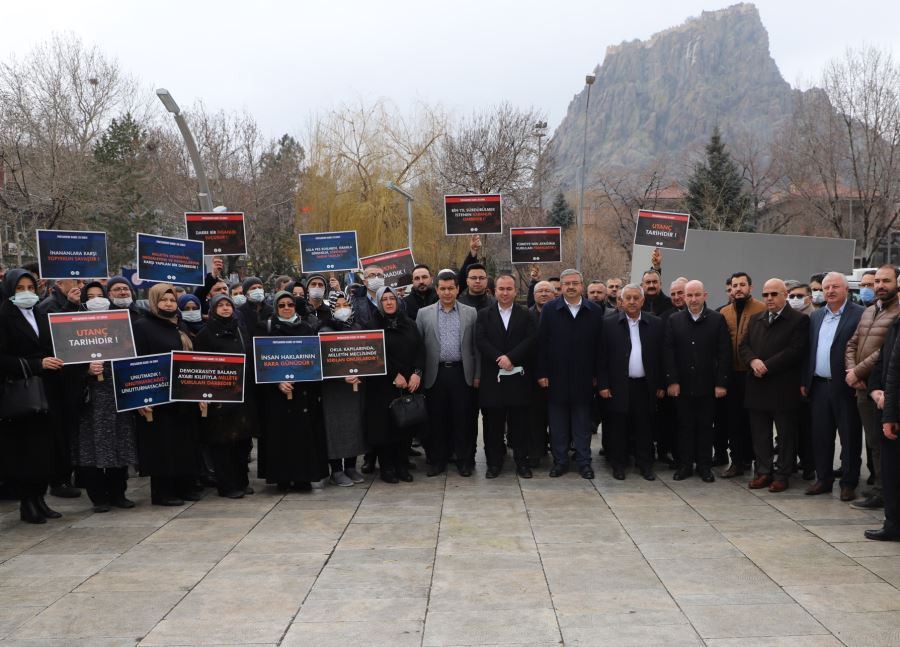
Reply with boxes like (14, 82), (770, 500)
(739, 278), (810, 492)
(802, 272), (865, 501)
(641, 270), (673, 317)
(867, 317), (900, 541)
(599, 284), (665, 481)
(475, 275), (538, 479)
(536, 269), (605, 479)
(664, 280), (731, 482)
(403, 264), (438, 321)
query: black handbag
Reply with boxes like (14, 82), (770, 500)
(0, 358), (49, 419)
(389, 390), (428, 429)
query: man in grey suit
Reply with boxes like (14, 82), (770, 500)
(416, 269), (480, 477)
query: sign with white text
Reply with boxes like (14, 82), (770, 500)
(185, 212), (248, 255)
(634, 210), (690, 250)
(319, 330), (386, 379)
(252, 336), (322, 383)
(48, 310), (136, 365)
(112, 353), (171, 412)
(136, 233), (205, 286)
(359, 248), (416, 289)
(170, 351), (246, 403)
(299, 231), (360, 273)
(36, 229), (109, 279)
(444, 194), (503, 235)
(510, 227), (562, 264)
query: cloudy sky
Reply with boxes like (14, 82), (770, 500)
(3, 0), (896, 139)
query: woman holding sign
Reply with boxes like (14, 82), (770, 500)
(365, 286), (425, 484)
(256, 291), (329, 491)
(0, 269), (66, 523)
(132, 283), (201, 506)
(194, 294), (254, 499)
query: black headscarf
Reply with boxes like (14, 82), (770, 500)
(208, 293), (239, 336)
(2, 268), (37, 301)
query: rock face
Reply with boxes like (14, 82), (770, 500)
(547, 3), (794, 188)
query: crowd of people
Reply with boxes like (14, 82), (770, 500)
(0, 236), (897, 545)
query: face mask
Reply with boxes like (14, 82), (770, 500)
(247, 288), (265, 303)
(278, 314), (299, 323)
(333, 307), (352, 322)
(308, 287), (325, 300)
(859, 287), (875, 305)
(11, 291), (39, 309)
(86, 297), (110, 311)
(787, 295), (806, 310)
(811, 290), (825, 305)
(181, 310), (202, 323)
(367, 277), (385, 292)
(112, 296), (133, 308)
(157, 309), (178, 319)
(232, 294), (247, 307)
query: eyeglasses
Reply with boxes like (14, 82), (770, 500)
(365, 272), (385, 279)
(277, 303), (295, 309)
(761, 292), (781, 298)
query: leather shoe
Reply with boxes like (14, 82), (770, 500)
(580, 465), (595, 480)
(397, 471), (414, 482)
(153, 497), (184, 506)
(458, 464), (473, 477)
(549, 464), (568, 478)
(840, 486), (857, 502)
(36, 496), (62, 519)
(768, 479), (788, 493)
(673, 467), (693, 481)
(181, 491), (203, 502)
(485, 466), (501, 479)
(92, 504), (111, 513)
(640, 468), (656, 481)
(426, 463), (446, 477)
(864, 527), (900, 542)
(749, 474), (773, 489)
(516, 465), (533, 479)
(851, 495), (884, 510)
(20, 498), (46, 524)
(110, 497), (135, 509)
(612, 467), (626, 480)
(699, 469), (715, 483)
(380, 470), (399, 484)
(805, 482), (832, 496)
(49, 483), (81, 498)
(360, 459), (376, 474)
(720, 464), (744, 479)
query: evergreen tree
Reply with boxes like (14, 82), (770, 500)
(547, 191), (575, 228)
(685, 127), (753, 231)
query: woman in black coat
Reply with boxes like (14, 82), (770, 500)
(0, 269), (66, 523)
(365, 286), (425, 483)
(256, 291), (329, 491)
(132, 283), (201, 506)
(193, 294), (255, 498)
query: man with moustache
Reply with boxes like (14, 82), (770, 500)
(587, 281), (609, 308)
(846, 265), (900, 510)
(641, 270), (673, 317)
(403, 264), (438, 321)
(606, 277), (623, 305)
(530, 281), (556, 320)
(740, 278), (809, 492)
(664, 280), (730, 482)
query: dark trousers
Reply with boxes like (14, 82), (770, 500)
(76, 466), (127, 505)
(675, 395), (715, 470)
(606, 379), (654, 471)
(377, 440), (408, 475)
(727, 372), (753, 465)
(484, 406), (529, 468)
(150, 475), (195, 503)
(882, 434), (899, 533)
(656, 396), (678, 461)
(810, 379), (862, 488)
(858, 391), (882, 494)
(208, 442), (249, 495)
(797, 399), (814, 473)
(425, 365), (475, 468)
(749, 408), (797, 480)
(529, 387), (549, 463)
(548, 402), (592, 468)
(713, 395), (729, 460)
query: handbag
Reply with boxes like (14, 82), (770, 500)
(0, 358), (50, 419)
(389, 389), (428, 429)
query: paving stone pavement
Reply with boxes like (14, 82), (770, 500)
(0, 435), (898, 646)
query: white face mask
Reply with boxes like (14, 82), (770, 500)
(181, 309), (202, 323)
(86, 297), (110, 311)
(232, 294), (247, 307)
(308, 287), (325, 301)
(278, 314), (299, 323)
(811, 290), (825, 305)
(247, 288), (265, 303)
(367, 277), (385, 292)
(787, 295), (806, 310)
(112, 296), (133, 308)
(333, 307), (352, 322)
(11, 291), (40, 309)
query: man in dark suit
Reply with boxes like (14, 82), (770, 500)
(536, 269), (605, 479)
(802, 272), (865, 501)
(739, 278), (810, 492)
(664, 280), (731, 482)
(476, 274), (538, 479)
(599, 284), (666, 481)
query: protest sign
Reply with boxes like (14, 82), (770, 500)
(136, 234), (205, 286)
(36, 229), (109, 279)
(444, 194), (503, 235)
(170, 351), (246, 403)
(359, 248), (416, 289)
(319, 330), (387, 379)
(634, 210), (690, 251)
(298, 231), (360, 273)
(252, 336), (322, 383)
(184, 212), (248, 255)
(509, 227), (562, 264)
(111, 353), (171, 412)
(47, 310), (136, 365)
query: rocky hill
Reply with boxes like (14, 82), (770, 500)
(546, 3), (795, 188)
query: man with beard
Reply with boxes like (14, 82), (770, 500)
(719, 272), (766, 478)
(587, 281), (610, 308)
(641, 270), (673, 316)
(846, 265), (900, 510)
(403, 264), (438, 321)
(606, 277), (623, 305)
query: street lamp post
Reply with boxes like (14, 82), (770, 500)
(156, 88), (214, 212)
(576, 73), (596, 274)
(533, 121), (548, 215)
(387, 181), (414, 250)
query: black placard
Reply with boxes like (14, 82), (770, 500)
(170, 351), (246, 403)
(47, 310), (136, 365)
(319, 330), (387, 379)
(359, 248), (416, 289)
(444, 194), (503, 235)
(185, 212), (248, 256)
(633, 210), (690, 250)
(510, 227), (562, 264)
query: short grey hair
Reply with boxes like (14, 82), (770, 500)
(559, 269), (583, 282)
(622, 283), (644, 297)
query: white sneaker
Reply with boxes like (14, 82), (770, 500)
(311, 478), (327, 490)
(330, 471), (354, 487)
(344, 467), (365, 483)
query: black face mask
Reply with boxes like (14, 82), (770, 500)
(157, 309), (178, 318)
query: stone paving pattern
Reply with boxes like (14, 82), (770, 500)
(1, 436), (899, 646)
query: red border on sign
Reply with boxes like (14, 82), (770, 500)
(638, 210), (690, 222)
(172, 352), (245, 364)
(48, 311), (131, 324)
(319, 332), (384, 343)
